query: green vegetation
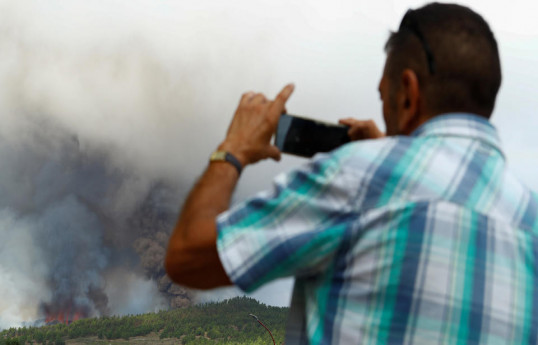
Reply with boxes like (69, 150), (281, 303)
(0, 297), (288, 345)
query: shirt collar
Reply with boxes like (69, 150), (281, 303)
(411, 113), (505, 158)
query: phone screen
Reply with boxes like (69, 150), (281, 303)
(275, 114), (350, 158)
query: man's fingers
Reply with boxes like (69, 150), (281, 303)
(338, 118), (356, 126)
(348, 126), (365, 140)
(265, 145), (282, 162)
(270, 84), (295, 117)
(338, 118), (385, 140)
(228, 86), (291, 166)
(251, 93), (267, 104)
(240, 91), (255, 106)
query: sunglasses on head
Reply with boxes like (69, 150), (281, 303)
(399, 9), (436, 75)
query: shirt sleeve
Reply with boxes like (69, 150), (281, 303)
(216, 149), (357, 293)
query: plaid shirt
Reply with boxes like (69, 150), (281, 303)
(216, 113), (538, 344)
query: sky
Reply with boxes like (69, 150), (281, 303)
(1, 0), (538, 319)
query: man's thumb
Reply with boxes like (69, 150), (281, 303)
(266, 145), (282, 162)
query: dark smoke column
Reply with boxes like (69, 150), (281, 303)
(37, 196), (110, 321)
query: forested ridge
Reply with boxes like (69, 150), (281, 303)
(0, 297), (288, 345)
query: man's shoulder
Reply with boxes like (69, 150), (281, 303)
(327, 135), (423, 173)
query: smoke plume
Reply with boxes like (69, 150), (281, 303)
(0, 115), (193, 327)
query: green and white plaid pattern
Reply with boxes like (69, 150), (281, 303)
(216, 113), (538, 344)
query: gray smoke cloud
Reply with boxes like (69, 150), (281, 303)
(0, 116), (183, 326)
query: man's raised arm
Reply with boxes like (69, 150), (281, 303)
(165, 84), (295, 289)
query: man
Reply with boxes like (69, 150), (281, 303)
(166, 3), (538, 344)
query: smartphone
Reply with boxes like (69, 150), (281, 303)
(275, 114), (351, 158)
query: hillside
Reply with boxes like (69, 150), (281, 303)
(0, 297), (288, 345)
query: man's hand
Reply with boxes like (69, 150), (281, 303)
(218, 84), (295, 166)
(338, 118), (385, 141)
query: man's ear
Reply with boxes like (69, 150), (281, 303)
(397, 69), (421, 134)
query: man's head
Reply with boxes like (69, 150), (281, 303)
(380, 3), (502, 135)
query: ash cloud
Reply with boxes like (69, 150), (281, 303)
(0, 117), (189, 327)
